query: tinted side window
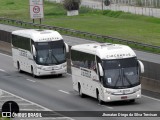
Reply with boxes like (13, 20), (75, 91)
(12, 35), (31, 51)
(71, 50), (96, 69)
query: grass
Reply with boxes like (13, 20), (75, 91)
(0, 114), (10, 120)
(0, 0), (160, 53)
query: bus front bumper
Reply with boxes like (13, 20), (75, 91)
(103, 90), (141, 102)
(36, 67), (67, 76)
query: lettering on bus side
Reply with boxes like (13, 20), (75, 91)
(81, 68), (91, 78)
(19, 49), (28, 58)
(106, 53), (132, 59)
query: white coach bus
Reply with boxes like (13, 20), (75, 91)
(11, 29), (68, 77)
(71, 43), (144, 104)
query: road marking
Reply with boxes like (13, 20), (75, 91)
(59, 90), (70, 95)
(26, 79), (36, 83)
(0, 69), (6, 72)
(0, 89), (51, 111)
(142, 95), (160, 102)
(0, 88), (74, 120)
(98, 104), (114, 109)
(0, 95), (15, 98)
(106, 106), (114, 109)
(66, 73), (71, 76)
(0, 52), (12, 58)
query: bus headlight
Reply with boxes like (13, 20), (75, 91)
(107, 97), (111, 100)
(134, 86), (141, 92)
(104, 89), (113, 94)
(62, 64), (67, 68)
(37, 66), (42, 69)
(137, 94), (141, 98)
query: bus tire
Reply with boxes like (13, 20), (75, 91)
(129, 99), (135, 103)
(58, 74), (62, 77)
(97, 90), (103, 105)
(31, 66), (36, 78)
(78, 84), (84, 98)
(17, 62), (22, 73)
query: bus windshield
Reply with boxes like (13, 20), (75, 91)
(35, 40), (66, 65)
(102, 57), (140, 89)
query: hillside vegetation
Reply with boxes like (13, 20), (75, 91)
(0, 0), (160, 47)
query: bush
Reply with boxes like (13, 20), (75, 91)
(63, 0), (81, 11)
(104, 0), (110, 6)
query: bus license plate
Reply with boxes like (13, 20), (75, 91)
(123, 89), (130, 94)
(51, 71), (56, 74)
(121, 96), (128, 100)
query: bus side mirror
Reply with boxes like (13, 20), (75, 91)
(64, 42), (69, 53)
(32, 45), (36, 57)
(98, 63), (104, 76)
(138, 60), (144, 73)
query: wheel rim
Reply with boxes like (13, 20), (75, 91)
(80, 88), (82, 96)
(32, 68), (35, 77)
(79, 86), (81, 96)
(17, 63), (20, 72)
(98, 93), (102, 104)
(79, 85), (83, 97)
(98, 94), (100, 102)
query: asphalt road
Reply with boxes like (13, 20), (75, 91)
(0, 24), (160, 119)
(0, 52), (160, 120)
(1, 24), (160, 64)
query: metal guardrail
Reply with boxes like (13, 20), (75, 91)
(0, 17), (160, 51)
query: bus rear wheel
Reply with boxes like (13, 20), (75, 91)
(129, 99), (135, 103)
(31, 67), (36, 78)
(17, 62), (22, 73)
(58, 74), (62, 77)
(97, 91), (103, 105)
(78, 84), (84, 98)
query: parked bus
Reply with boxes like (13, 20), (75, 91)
(71, 43), (144, 104)
(11, 29), (68, 77)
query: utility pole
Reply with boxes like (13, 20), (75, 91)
(102, 0), (104, 11)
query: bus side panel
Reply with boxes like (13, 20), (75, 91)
(25, 50), (34, 74)
(72, 66), (101, 98)
(72, 67), (90, 95)
(72, 67), (81, 92)
(12, 48), (21, 69)
(12, 48), (34, 74)
(12, 49), (17, 69)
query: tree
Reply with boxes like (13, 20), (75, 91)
(104, 0), (111, 6)
(63, 0), (81, 11)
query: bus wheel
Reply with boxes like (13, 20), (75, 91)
(78, 84), (84, 98)
(129, 99), (135, 103)
(58, 74), (62, 77)
(31, 67), (36, 78)
(97, 91), (103, 105)
(17, 62), (22, 73)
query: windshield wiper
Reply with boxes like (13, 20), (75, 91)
(114, 69), (121, 88)
(44, 50), (51, 65)
(51, 51), (60, 64)
(44, 50), (61, 65)
(122, 69), (133, 87)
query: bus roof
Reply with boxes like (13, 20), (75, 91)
(71, 43), (136, 59)
(12, 29), (63, 42)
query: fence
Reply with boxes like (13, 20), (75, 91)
(80, 0), (160, 17)
(49, 0), (160, 17)
(110, 0), (160, 7)
(0, 17), (160, 52)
